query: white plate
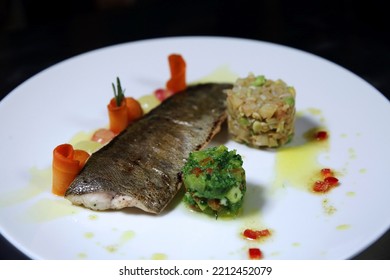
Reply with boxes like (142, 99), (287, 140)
(1, 36), (389, 260)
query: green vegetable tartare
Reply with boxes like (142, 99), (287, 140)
(182, 145), (246, 218)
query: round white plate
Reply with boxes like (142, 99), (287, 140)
(1, 36), (389, 260)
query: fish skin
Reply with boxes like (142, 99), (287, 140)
(65, 83), (232, 214)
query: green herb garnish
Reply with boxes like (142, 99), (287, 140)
(112, 77), (125, 107)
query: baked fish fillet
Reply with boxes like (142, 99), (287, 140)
(65, 83), (232, 214)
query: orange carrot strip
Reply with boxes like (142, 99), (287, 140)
(125, 97), (143, 124)
(166, 54), (186, 93)
(52, 144), (89, 196)
(107, 97), (128, 134)
(73, 149), (90, 169)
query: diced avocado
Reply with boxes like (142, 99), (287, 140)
(226, 186), (243, 203)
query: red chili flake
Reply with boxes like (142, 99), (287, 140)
(243, 229), (258, 240)
(243, 229), (271, 240)
(321, 168), (333, 178)
(313, 170), (340, 193)
(206, 168), (213, 174)
(324, 176), (339, 186)
(191, 167), (202, 177)
(313, 180), (329, 192)
(315, 130), (328, 140)
(248, 248), (263, 260)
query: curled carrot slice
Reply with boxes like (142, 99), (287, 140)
(166, 54), (186, 93)
(125, 97), (143, 124)
(107, 97), (128, 134)
(52, 144), (89, 196)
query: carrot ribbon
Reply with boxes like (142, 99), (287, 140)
(52, 144), (89, 196)
(125, 97), (143, 124)
(107, 97), (128, 134)
(166, 54), (186, 93)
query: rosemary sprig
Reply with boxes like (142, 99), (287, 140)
(112, 77), (125, 107)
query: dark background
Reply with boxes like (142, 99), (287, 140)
(0, 0), (389, 259)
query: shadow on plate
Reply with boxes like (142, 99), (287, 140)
(241, 181), (267, 218)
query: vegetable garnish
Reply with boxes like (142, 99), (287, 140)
(313, 168), (339, 193)
(107, 96), (128, 134)
(154, 54), (187, 102)
(248, 248), (263, 260)
(166, 54), (186, 94)
(182, 145), (246, 218)
(125, 97), (143, 124)
(112, 77), (125, 107)
(52, 144), (90, 196)
(243, 229), (271, 240)
(107, 77), (144, 134)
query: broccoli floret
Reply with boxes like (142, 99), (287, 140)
(182, 145), (246, 218)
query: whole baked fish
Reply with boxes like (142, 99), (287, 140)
(65, 83), (231, 214)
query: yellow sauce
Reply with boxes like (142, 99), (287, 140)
(273, 131), (329, 192)
(25, 198), (79, 223)
(138, 94), (160, 113)
(0, 167), (50, 208)
(272, 109), (329, 192)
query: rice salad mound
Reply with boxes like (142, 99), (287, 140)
(226, 73), (296, 148)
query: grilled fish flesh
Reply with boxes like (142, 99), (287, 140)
(65, 83), (232, 214)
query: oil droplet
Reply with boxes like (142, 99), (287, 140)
(322, 199), (337, 215)
(346, 191), (356, 197)
(359, 168), (367, 174)
(348, 148), (357, 160)
(84, 232), (94, 239)
(306, 108), (322, 116)
(77, 252), (88, 259)
(88, 214), (98, 220)
(336, 224), (351, 230)
(105, 245), (118, 253)
(97, 230), (135, 255)
(120, 230), (135, 243)
(151, 253), (168, 260)
(25, 198), (79, 222)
